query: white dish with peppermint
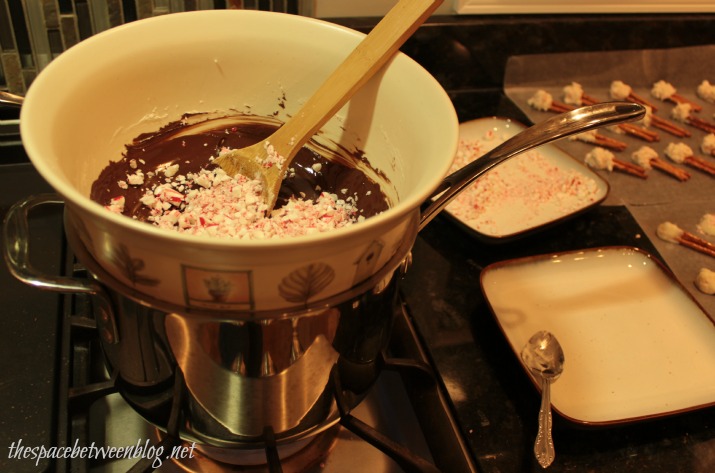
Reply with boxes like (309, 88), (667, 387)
(446, 117), (609, 241)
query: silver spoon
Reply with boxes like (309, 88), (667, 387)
(520, 330), (565, 468)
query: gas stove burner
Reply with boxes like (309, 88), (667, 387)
(156, 426), (340, 472)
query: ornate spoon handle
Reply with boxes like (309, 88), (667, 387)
(534, 376), (555, 468)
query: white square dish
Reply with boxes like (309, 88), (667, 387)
(481, 246), (715, 425)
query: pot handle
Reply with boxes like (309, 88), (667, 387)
(0, 90), (24, 108)
(419, 102), (646, 231)
(3, 193), (101, 294)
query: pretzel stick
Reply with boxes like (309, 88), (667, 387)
(549, 100), (573, 113)
(575, 132), (628, 151)
(671, 103), (715, 134)
(612, 159), (648, 178)
(586, 147), (647, 178)
(595, 135), (628, 151)
(657, 222), (715, 259)
(678, 239), (715, 258)
(651, 115), (691, 138)
(685, 116), (715, 134)
(582, 87), (659, 141)
(579, 94), (599, 106)
(649, 158), (691, 181)
(618, 123), (660, 142)
(527, 90), (575, 114)
(684, 155), (715, 177)
(663, 142), (715, 177)
(681, 230), (715, 253)
(652, 80), (703, 112)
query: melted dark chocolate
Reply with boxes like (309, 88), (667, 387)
(90, 116), (389, 223)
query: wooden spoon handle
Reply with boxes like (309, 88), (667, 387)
(271, 0), (443, 156)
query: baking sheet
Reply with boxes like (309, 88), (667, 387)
(504, 44), (715, 318)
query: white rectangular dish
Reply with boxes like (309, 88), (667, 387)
(445, 117), (609, 242)
(481, 246), (715, 425)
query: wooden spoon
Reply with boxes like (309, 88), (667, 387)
(214, 0), (443, 213)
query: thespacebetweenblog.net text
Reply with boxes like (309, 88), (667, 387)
(7, 438), (195, 469)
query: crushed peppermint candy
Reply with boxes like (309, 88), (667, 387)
(127, 170), (145, 186)
(105, 196), (125, 214)
(259, 141), (285, 168)
(106, 163), (361, 239)
(446, 133), (603, 237)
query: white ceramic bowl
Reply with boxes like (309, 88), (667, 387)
(20, 10), (458, 312)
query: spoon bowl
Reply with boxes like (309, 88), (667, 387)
(521, 330), (565, 468)
(522, 330), (565, 379)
